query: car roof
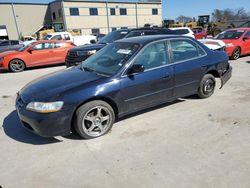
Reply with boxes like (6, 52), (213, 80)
(115, 35), (189, 46)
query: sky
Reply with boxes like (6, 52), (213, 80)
(1, 0), (250, 20)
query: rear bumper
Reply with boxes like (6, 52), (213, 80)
(220, 65), (232, 88)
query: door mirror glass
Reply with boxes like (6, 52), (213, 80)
(127, 64), (145, 75)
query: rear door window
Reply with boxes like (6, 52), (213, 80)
(170, 39), (206, 63)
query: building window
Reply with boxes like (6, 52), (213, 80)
(52, 12), (56, 20)
(58, 9), (62, 17)
(110, 8), (116, 15)
(91, 28), (100, 35)
(112, 27), (117, 31)
(152, 8), (158, 15)
(70, 8), (79, 16)
(120, 8), (127, 15)
(89, 8), (98, 15)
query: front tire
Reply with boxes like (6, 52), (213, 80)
(230, 47), (241, 60)
(9, 59), (26, 72)
(198, 74), (216, 99)
(74, 100), (115, 139)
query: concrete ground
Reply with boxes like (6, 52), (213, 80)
(0, 57), (250, 188)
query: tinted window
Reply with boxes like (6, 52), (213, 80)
(125, 31), (143, 38)
(98, 30), (129, 44)
(92, 28), (100, 35)
(170, 39), (205, 62)
(174, 29), (189, 35)
(89, 8), (98, 15)
(70, 8), (79, 16)
(110, 8), (115, 15)
(0, 41), (9, 46)
(82, 42), (139, 75)
(11, 40), (19, 45)
(64, 34), (70, 40)
(216, 30), (244, 39)
(32, 43), (53, 50)
(120, 8), (127, 15)
(133, 41), (168, 70)
(51, 35), (62, 40)
(152, 8), (158, 15)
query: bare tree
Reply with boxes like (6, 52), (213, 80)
(176, 15), (193, 23)
(212, 8), (250, 21)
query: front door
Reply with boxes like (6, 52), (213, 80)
(120, 40), (174, 114)
(27, 42), (55, 66)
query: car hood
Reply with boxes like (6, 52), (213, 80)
(19, 67), (104, 102)
(0, 50), (19, 58)
(69, 43), (106, 52)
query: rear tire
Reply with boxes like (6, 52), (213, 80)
(9, 59), (26, 72)
(230, 47), (240, 60)
(74, 100), (115, 139)
(197, 74), (216, 99)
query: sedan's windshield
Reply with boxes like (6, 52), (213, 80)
(82, 42), (140, 75)
(98, 30), (129, 44)
(216, 30), (245, 39)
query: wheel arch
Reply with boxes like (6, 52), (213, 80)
(206, 69), (220, 78)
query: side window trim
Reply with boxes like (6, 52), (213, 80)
(168, 38), (207, 64)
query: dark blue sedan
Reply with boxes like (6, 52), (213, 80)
(16, 35), (232, 139)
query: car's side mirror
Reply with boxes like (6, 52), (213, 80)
(127, 64), (145, 76)
(243, 36), (250, 41)
(90, 39), (96, 44)
(27, 48), (33, 53)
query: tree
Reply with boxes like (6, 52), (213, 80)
(176, 15), (193, 23)
(212, 8), (250, 21)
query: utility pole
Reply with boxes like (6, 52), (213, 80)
(11, 3), (21, 39)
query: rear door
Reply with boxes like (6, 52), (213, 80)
(120, 40), (174, 113)
(51, 42), (69, 63)
(169, 38), (207, 97)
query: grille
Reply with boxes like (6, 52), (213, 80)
(16, 94), (25, 109)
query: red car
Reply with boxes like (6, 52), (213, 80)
(0, 40), (75, 72)
(215, 28), (250, 60)
(192, 27), (207, 39)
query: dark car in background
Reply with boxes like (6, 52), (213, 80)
(0, 40), (24, 53)
(65, 27), (176, 67)
(16, 35), (232, 139)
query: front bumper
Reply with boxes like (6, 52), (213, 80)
(220, 65), (232, 88)
(16, 100), (73, 137)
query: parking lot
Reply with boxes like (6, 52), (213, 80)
(0, 57), (250, 188)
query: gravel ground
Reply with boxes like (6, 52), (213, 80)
(0, 57), (250, 188)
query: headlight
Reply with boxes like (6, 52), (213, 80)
(77, 51), (86, 56)
(87, 50), (96, 55)
(226, 43), (234, 47)
(26, 101), (64, 113)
